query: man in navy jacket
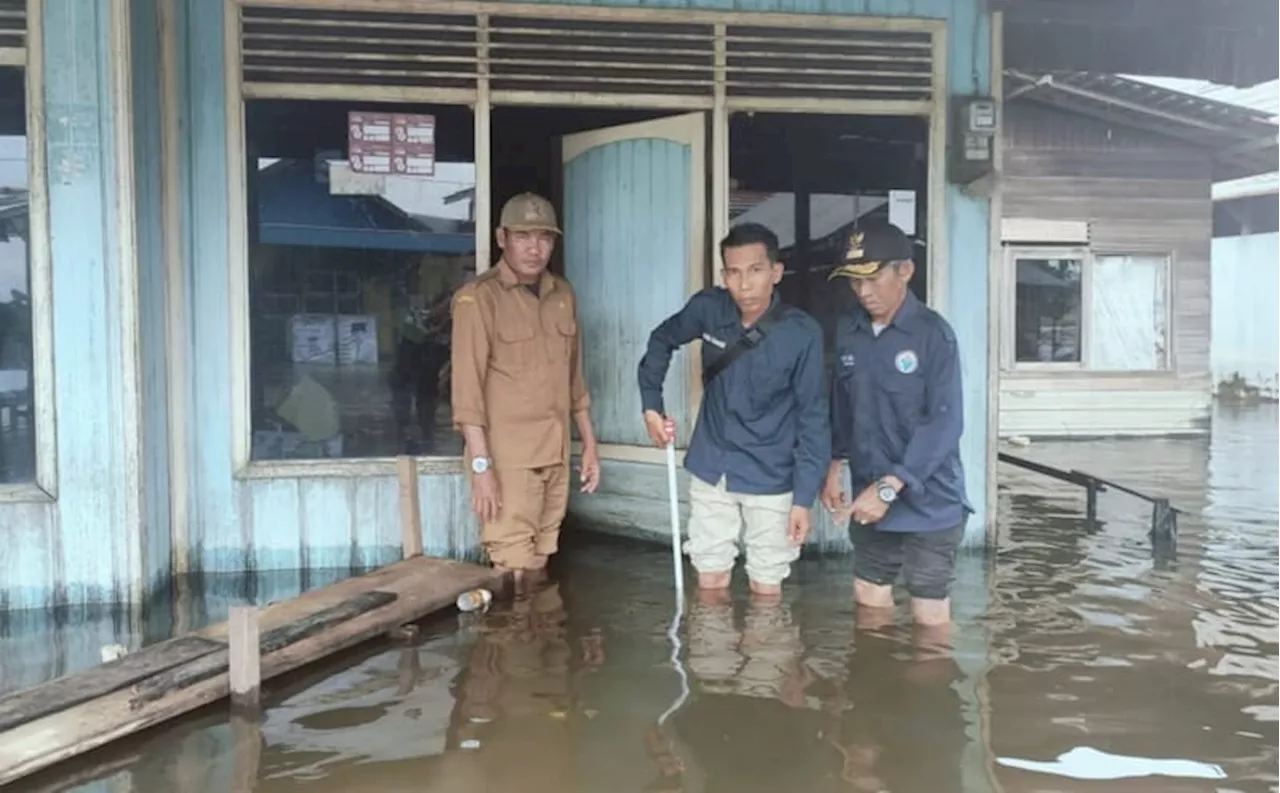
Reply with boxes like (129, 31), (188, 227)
(822, 223), (971, 626)
(638, 223), (829, 597)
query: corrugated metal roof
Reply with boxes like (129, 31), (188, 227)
(1005, 70), (1279, 182)
(1126, 77), (1279, 119)
(1212, 172), (1279, 201)
(1128, 76), (1279, 196)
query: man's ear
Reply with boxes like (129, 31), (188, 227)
(771, 260), (785, 285)
(897, 259), (916, 282)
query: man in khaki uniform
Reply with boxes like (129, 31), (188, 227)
(450, 193), (601, 582)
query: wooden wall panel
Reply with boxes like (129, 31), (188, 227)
(1002, 101), (1213, 379)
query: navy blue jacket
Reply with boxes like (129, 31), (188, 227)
(830, 292), (971, 532)
(638, 288), (830, 507)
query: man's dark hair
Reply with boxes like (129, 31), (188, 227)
(719, 222), (779, 264)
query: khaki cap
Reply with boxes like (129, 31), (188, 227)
(499, 192), (561, 234)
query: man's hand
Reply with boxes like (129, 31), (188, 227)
(820, 462), (850, 519)
(579, 444), (601, 493)
(643, 410), (676, 448)
(470, 469), (502, 523)
(849, 485), (889, 527)
(787, 505), (812, 546)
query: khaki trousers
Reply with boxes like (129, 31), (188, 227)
(686, 475), (798, 586)
(481, 464), (570, 570)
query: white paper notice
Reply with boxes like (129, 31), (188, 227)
(888, 189), (916, 235)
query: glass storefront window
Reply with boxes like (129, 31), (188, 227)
(0, 66), (34, 483)
(245, 101), (475, 461)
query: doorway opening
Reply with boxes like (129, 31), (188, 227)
(490, 106), (693, 276)
(728, 112), (930, 356)
(492, 106), (709, 453)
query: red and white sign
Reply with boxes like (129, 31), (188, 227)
(348, 111), (436, 176)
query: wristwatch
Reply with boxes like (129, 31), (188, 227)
(875, 478), (898, 504)
(470, 455), (491, 475)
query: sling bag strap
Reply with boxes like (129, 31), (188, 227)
(702, 303), (784, 386)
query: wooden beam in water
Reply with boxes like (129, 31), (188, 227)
(0, 556), (505, 787)
(0, 635), (224, 733)
(130, 590), (397, 709)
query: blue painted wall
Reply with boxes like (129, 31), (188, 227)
(0, 0), (173, 611)
(131, 0), (174, 607)
(170, 0), (988, 583)
(171, 0), (992, 572)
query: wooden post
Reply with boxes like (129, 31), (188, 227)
(228, 606), (260, 712)
(397, 455), (424, 558)
(1084, 479), (1098, 525)
(230, 712), (262, 792)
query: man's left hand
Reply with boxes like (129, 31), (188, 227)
(849, 485), (889, 527)
(579, 445), (601, 493)
(787, 505), (812, 546)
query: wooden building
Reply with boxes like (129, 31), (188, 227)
(996, 72), (1278, 438)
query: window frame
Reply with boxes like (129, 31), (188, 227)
(226, 10), (485, 477)
(1002, 245), (1175, 375)
(224, 0), (950, 478)
(1002, 244), (1092, 373)
(0, 1), (58, 503)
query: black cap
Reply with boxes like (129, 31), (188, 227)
(828, 223), (914, 280)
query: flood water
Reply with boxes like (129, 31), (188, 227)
(11, 404), (1279, 793)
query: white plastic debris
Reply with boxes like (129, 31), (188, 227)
(996, 747), (1227, 781)
(456, 588), (493, 613)
(459, 739), (482, 750)
(100, 643), (129, 663)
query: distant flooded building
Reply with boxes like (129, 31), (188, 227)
(996, 73), (1279, 439)
(0, 0), (1274, 612)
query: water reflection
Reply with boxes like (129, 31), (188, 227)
(9, 405), (1278, 792)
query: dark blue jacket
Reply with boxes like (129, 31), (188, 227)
(638, 288), (830, 507)
(830, 292), (971, 532)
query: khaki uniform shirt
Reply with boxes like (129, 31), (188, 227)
(451, 262), (590, 469)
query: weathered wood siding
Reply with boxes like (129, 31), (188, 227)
(999, 101), (1214, 437)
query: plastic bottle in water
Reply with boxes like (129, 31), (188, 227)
(456, 588), (493, 613)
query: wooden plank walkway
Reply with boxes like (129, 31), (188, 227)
(0, 555), (504, 787)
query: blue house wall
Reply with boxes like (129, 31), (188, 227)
(0, 0), (993, 611)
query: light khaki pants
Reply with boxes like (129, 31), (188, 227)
(686, 475), (798, 586)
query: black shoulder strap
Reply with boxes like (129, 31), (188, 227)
(702, 304), (784, 386)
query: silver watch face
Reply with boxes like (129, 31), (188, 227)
(471, 456), (490, 474)
(877, 484), (897, 503)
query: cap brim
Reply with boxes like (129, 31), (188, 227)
(504, 224), (562, 235)
(828, 261), (885, 280)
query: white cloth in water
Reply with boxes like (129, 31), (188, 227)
(996, 746), (1227, 781)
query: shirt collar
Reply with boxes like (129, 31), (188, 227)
(497, 260), (556, 295)
(851, 290), (924, 334)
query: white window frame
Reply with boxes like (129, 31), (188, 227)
(1002, 245), (1091, 373)
(0, 1), (57, 503)
(1002, 245), (1174, 374)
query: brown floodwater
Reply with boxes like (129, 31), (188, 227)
(10, 404), (1279, 793)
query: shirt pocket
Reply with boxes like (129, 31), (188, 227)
(493, 319), (537, 372)
(552, 310), (577, 361)
(878, 369), (926, 429)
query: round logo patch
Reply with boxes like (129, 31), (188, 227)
(894, 350), (919, 374)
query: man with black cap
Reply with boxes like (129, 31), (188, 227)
(820, 222), (971, 627)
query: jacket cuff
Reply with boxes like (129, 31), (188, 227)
(888, 464), (922, 494)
